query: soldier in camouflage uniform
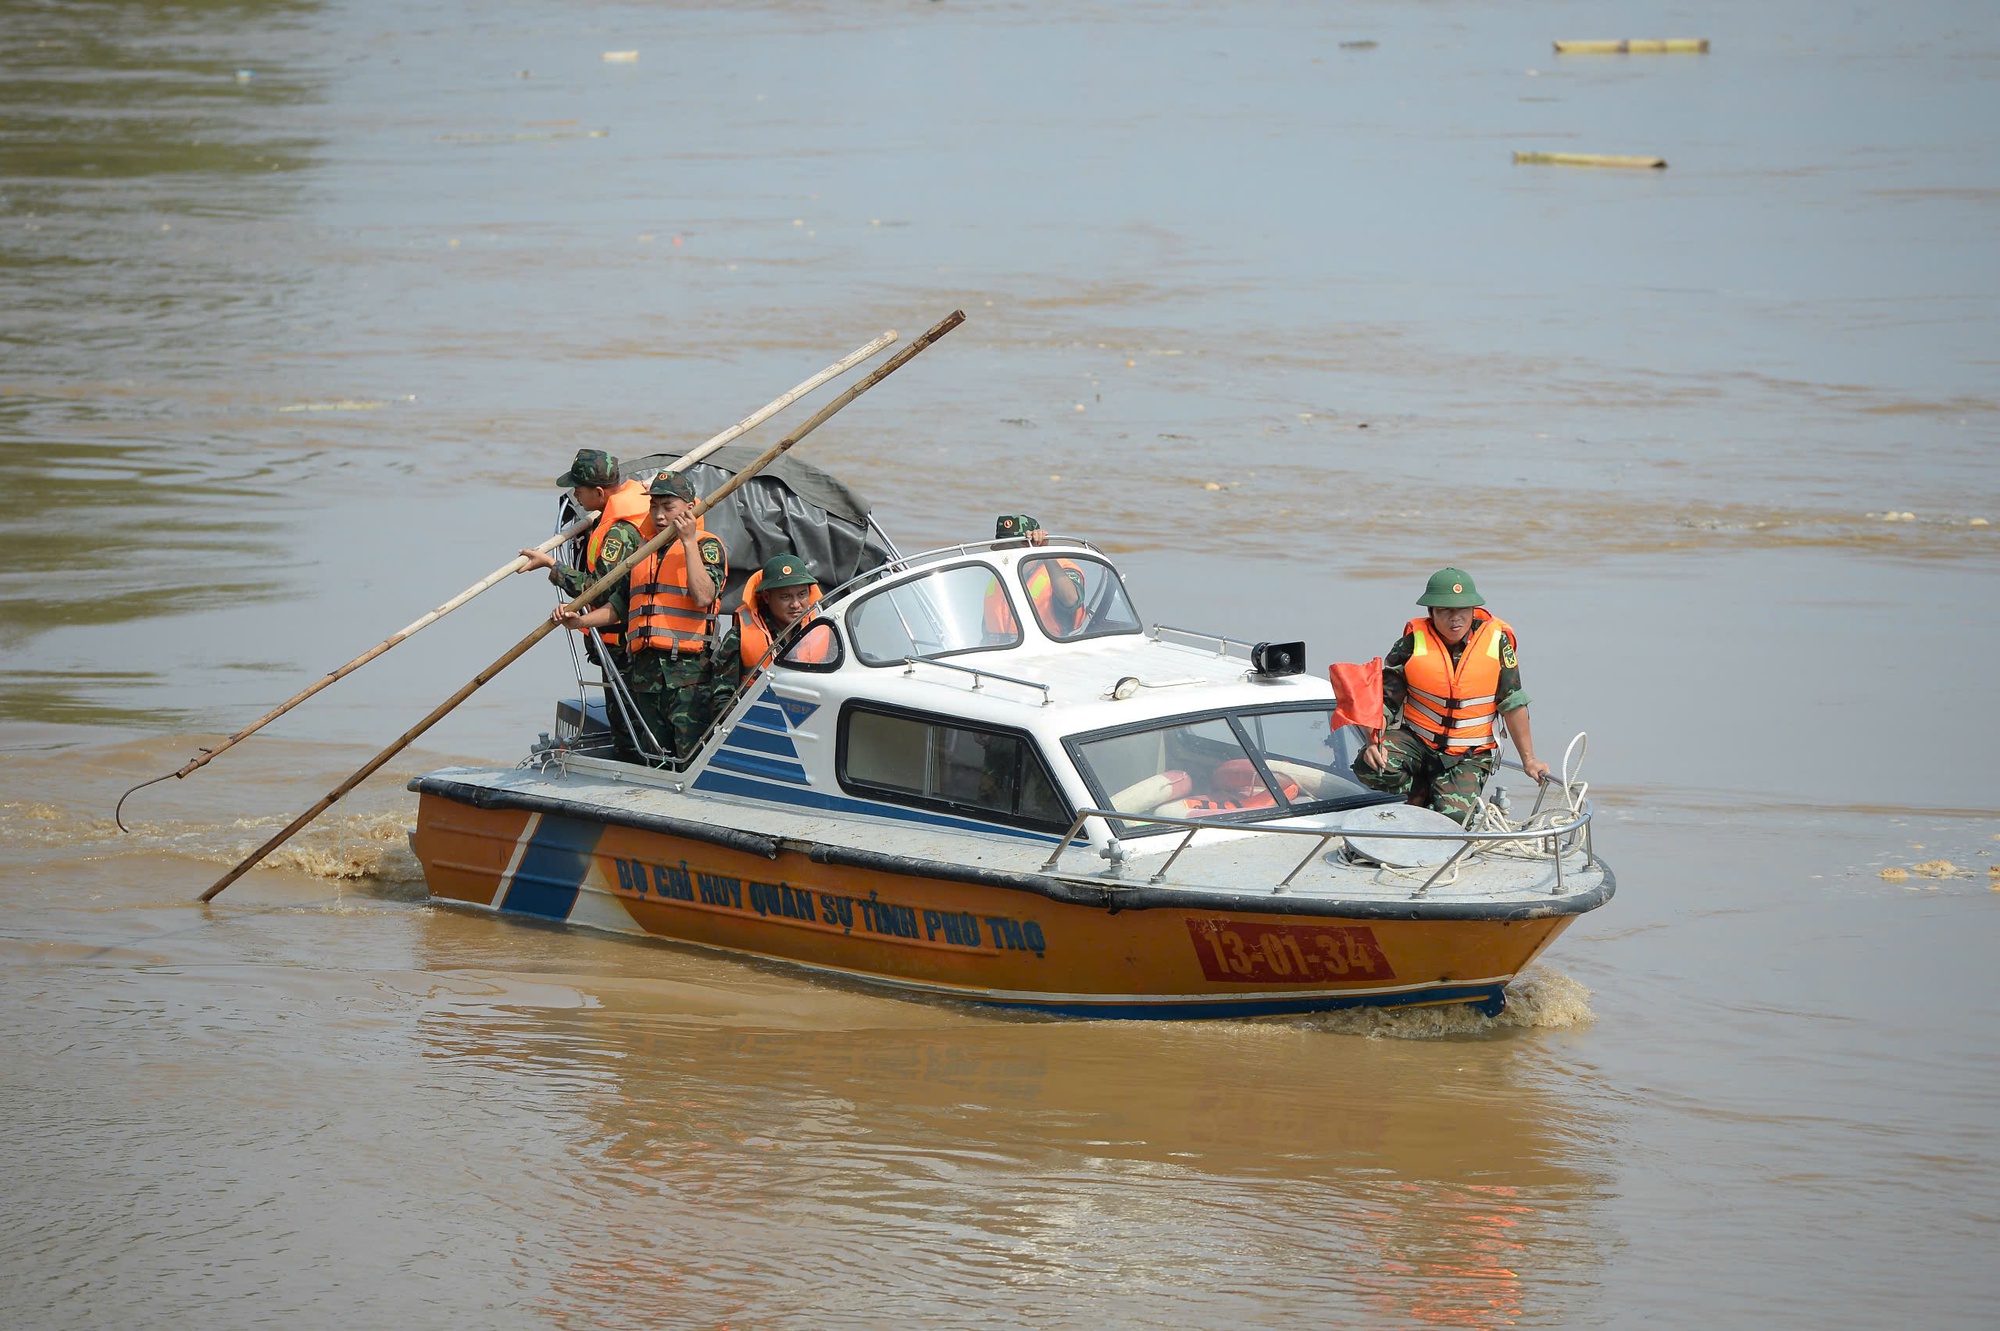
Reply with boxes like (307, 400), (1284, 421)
(1353, 567), (1551, 826)
(550, 472), (728, 763)
(518, 448), (648, 599)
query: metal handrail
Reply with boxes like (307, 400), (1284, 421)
(817, 535), (1105, 608)
(902, 655), (1053, 705)
(1147, 624), (1260, 660)
(1039, 800), (1594, 898)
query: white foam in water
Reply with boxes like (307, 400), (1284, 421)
(1303, 965), (1595, 1039)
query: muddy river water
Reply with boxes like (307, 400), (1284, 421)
(4, 1), (1997, 1325)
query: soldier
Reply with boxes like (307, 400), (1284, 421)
(1353, 567), (1550, 826)
(518, 449), (652, 659)
(985, 515), (1087, 639)
(733, 553), (826, 683)
(550, 472), (727, 762)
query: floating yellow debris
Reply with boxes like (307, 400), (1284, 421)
(1554, 39), (1710, 54)
(1202, 481), (1223, 491)
(1515, 151), (1667, 170)
(1911, 860), (1962, 878)
(602, 50), (639, 62)
(1879, 867), (1909, 882)
(1973, 517), (1990, 527)
(277, 400), (385, 413)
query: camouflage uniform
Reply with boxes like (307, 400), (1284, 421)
(1352, 626), (1531, 826)
(601, 530), (729, 762)
(551, 519), (644, 599)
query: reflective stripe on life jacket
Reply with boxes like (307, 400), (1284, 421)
(1023, 558), (1088, 636)
(584, 480), (653, 650)
(736, 569), (826, 673)
(1400, 610), (1516, 754)
(627, 526), (727, 656)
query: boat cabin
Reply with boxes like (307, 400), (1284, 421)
(554, 536), (1399, 856)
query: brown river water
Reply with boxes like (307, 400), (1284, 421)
(4, 0), (1998, 1325)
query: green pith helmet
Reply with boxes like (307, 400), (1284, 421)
(647, 471), (697, 501)
(1417, 566), (1484, 608)
(557, 448), (619, 488)
(995, 513), (1040, 539)
(759, 553), (816, 590)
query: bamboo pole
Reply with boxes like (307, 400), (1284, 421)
(114, 512), (590, 830)
(1513, 151), (1667, 169)
(200, 310), (963, 902)
(119, 332), (898, 830)
(667, 328), (896, 473)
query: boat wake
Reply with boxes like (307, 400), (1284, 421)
(1300, 965), (1595, 1038)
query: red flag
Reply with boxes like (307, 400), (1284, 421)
(1328, 658), (1384, 740)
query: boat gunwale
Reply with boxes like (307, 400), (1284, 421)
(409, 772), (1616, 923)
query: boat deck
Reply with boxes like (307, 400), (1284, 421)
(412, 758), (1611, 923)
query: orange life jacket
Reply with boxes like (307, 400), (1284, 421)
(1024, 559), (1088, 636)
(627, 524), (727, 657)
(982, 558), (1086, 638)
(1400, 610), (1517, 754)
(1184, 758), (1299, 813)
(736, 570), (827, 673)
(585, 480), (654, 650)
(1185, 779), (1301, 814)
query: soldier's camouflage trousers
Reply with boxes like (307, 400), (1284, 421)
(620, 655), (723, 762)
(1351, 725), (1497, 827)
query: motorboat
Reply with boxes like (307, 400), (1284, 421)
(409, 458), (1613, 1019)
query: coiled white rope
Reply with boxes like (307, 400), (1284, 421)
(1368, 732), (1590, 887)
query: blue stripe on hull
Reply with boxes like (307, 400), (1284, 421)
(970, 983), (1509, 1020)
(721, 724), (799, 758)
(499, 815), (604, 920)
(707, 749), (812, 784)
(691, 768), (1057, 842)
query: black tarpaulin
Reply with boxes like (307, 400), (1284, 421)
(558, 448), (896, 612)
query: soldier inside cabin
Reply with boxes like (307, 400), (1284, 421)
(1353, 566), (1551, 826)
(550, 471), (728, 762)
(984, 514), (1088, 640)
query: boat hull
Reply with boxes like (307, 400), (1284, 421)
(411, 789), (1595, 1019)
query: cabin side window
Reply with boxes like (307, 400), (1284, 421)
(838, 705), (1071, 831)
(845, 563), (1024, 666)
(774, 619), (843, 672)
(1013, 555), (1142, 642)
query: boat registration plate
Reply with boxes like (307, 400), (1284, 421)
(1186, 919), (1395, 984)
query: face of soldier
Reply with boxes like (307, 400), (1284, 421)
(573, 484), (610, 512)
(764, 583), (815, 628)
(650, 495), (689, 529)
(1430, 605), (1476, 645)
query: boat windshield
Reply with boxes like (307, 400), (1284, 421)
(1068, 704), (1382, 835)
(846, 562), (1023, 666)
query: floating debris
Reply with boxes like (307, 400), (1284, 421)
(1554, 39), (1709, 54)
(1973, 517), (1990, 527)
(1515, 150), (1667, 170)
(1879, 867), (1910, 882)
(1910, 860), (1965, 878)
(602, 50), (639, 63)
(1339, 40), (1379, 51)
(438, 128), (608, 143)
(277, 400), (385, 413)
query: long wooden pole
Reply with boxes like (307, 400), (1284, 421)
(668, 329), (895, 472)
(120, 332), (899, 830)
(201, 311), (962, 902)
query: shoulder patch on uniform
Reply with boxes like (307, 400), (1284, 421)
(1501, 635), (1518, 669)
